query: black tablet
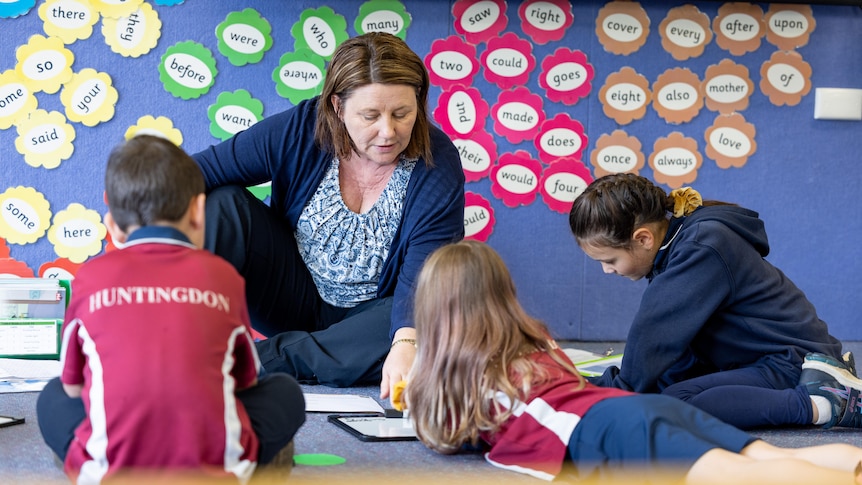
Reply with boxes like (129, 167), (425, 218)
(328, 414), (418, 442)
(0, 416), (25, 428)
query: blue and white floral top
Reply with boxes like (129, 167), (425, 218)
(295, 157), (416, 307)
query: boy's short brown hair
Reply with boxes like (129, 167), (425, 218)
(105, 135), (205, 232)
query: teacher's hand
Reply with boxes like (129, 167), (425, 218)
(380, 328), (417, 405)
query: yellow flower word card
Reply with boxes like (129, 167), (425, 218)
(0, 186), (53, 245)
(14, 34), (75, 94)
(47, 203), (107, 264)
(124, 115), (183, 146)
(14, 109), (77, 169)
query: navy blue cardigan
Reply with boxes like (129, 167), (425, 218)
(192, 97), (465, 338)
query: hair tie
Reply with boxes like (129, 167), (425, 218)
(669, 187), (702, 217)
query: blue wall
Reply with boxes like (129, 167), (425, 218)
(3, 1), (862, 340)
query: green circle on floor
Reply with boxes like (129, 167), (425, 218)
(294, 453), (347, 466)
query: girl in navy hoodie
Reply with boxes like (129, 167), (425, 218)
(568, 173), (862, 430)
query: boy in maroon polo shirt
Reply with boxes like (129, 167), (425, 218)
(37, 135), (305, 483)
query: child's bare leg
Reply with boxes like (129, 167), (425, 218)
(740, 440), (862, 472)
(685, 443), (856, 485)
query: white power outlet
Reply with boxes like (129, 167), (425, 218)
(814, 88), (862, 121)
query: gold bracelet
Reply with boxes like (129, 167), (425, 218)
(391, 338), (417, 348)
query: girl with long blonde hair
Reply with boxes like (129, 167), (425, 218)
(403, 240), (862, 484)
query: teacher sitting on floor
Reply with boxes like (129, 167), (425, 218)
(191, 32), (465, 398)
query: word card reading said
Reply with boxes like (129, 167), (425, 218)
(14, 109), (76, 169)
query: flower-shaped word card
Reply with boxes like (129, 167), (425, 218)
(452, 130), (497, 183)
(60, 68), (118, 126)
(159, 41), (217, 100)
(207, 89), (264, 141)
(434, 85), (489, 138)
(89, 0), (143, 19)
(538, 48), (593, 106)
(765, 4), (815, 50)
(490, 150), (542, 208)
(652, 67), (703, 125)
(15, 34), (75, 94)
(452, 0), (508, 46)
(702, 59), (754, 115)
(712, 3), (765, 56)
(658, 5), (713, 61)
(649, 132), (703, 189)
(759, 50), (812, 107)
(291, 7), (349, 61)
(518, 0), (573, 45)
(540, 157), (593, 214)
(39, 0), (99, 44)
(14, 109), (76, 169)
(704, 113), (757, 170)
(47, 203), (107, 264)
(39, 257), (82, 280)
(1, 0), (37, 19)
(590, 130), (646, 178)
(425, 36), (480, 91)
(0, 186), (52, 245)
(598, 67), (651, 125)
(464, 191), (495, 242)
(480, 32), (535, 90)
(0, 70), (38, 129)
(216, 8), (273, 67)
(102, 1), (161, 58)
(535, 113), (587, 165)
(595, 1), (650, 56)
(492, 87), (544, 145)
(354, 0), (411, 39)
(272, 49), (326, 104)
(124, 115), (183, 146)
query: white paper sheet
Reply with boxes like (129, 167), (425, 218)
(303, 393), (386, 414)
(0, 358), (60, 393)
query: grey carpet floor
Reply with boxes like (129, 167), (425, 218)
(3, 342), (862, 484)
